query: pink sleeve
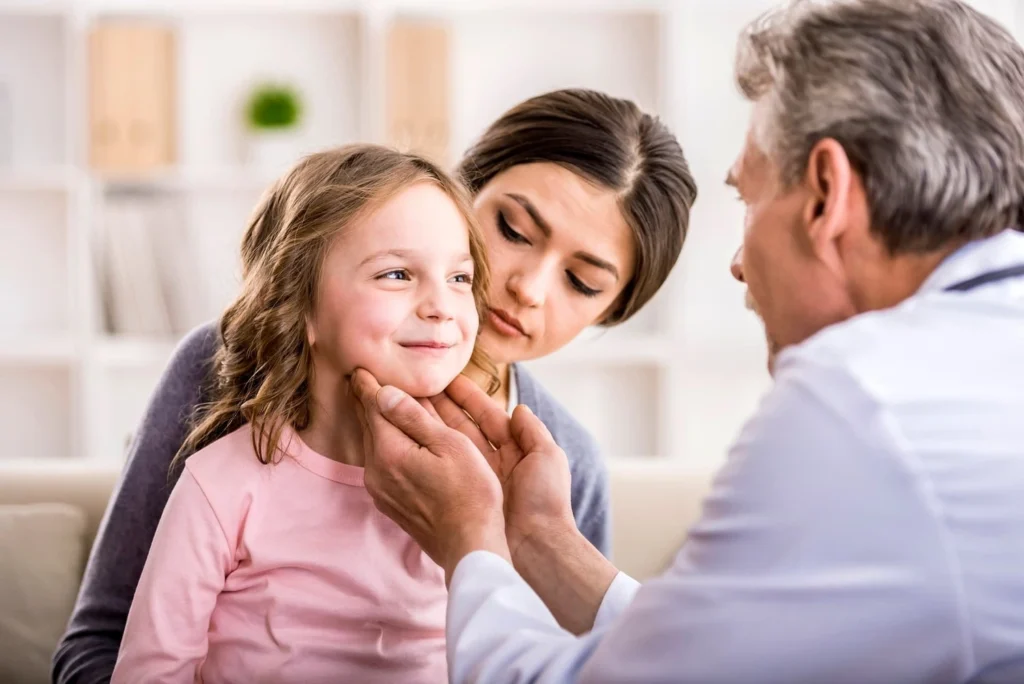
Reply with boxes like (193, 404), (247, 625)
(111, 467), (235, 684)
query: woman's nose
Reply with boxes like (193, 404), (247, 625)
(730, 245), (746, 283)
(506, 265), (549, 308)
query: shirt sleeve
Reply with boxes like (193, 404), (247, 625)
(592, 573), (640, 630)
(446, 359), (968, 684)
(110, 467), (234, 684)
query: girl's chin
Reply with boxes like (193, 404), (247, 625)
(370, 368), (457, 400)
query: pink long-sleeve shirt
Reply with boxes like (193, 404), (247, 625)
(111, 424), (448, 684)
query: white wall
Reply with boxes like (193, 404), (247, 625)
(0, 0), (798, 466)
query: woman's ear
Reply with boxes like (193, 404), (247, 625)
(595, 299), (624, 326)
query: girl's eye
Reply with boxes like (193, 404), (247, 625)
(497, 211), (529, 245)
(567, 271), (601, 298)
(380, 269), (410, 281)
(451, 273), (473, 285)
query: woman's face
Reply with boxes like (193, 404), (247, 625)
(473, 163), (636, 365)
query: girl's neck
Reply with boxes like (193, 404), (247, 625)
(298, 366), (365, 467)
(300, 360), (513, 466)
(462, 361), (512, 407)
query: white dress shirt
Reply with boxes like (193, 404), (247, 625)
(446, 230), (1024, 684)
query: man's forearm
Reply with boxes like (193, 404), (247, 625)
(511, 518), (619, 635)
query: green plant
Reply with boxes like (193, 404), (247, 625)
(246, 83), (302, 131)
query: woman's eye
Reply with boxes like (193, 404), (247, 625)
(497, 211), (529, 245)
(451, 272), (473, 285)
(379, 269), (410, 281)
(567, 271), (601, 298)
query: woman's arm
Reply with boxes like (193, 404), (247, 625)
(566, 438), (612, 558)
(111, 467), (233, 683)
(52, 322), (218, 684)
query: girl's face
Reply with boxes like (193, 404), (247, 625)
(473, 163), (636, 365)
(309, 182), (479, 398)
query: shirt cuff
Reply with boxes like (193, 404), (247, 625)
(592, 571), (640, 630)
(450, 549), (519, 589)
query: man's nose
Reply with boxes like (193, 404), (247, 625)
(730, 245), (746, 283)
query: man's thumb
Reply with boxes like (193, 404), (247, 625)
(377, 385), (446, 448)
(376, 385), (403, 412)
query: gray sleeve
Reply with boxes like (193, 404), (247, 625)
(52, 322), (218, 684)
(567, 435), (612, 559)
(514, 365), (613, 559)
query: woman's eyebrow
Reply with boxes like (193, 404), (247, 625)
(506, 192), (620, 280)
(574, 252), (619, 280)
(505, 193), (552, 238)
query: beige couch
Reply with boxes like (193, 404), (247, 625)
(0, 459), (716, 683)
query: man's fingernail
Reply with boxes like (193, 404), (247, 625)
(377, 386), (402, 411)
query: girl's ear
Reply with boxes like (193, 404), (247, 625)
(306, 316), (317, 347)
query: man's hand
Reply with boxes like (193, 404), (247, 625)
(433, 375), (620, 635)
(430, 375), (576, 560)
(349, 369), (511, 582)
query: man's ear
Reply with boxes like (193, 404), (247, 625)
(803, 138), (854, 254)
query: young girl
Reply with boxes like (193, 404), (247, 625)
(111, 145), (494, 683)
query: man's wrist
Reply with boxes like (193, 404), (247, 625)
(443, 517), (511, 586)
(507, 513), (619, 634)
(508, 513), (578, 569)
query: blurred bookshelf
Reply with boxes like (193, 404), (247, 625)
(0, 0), (786, 465)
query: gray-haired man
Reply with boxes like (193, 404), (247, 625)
(353, 1), (1024, 681)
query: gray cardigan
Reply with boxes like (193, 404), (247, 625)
(52, 321), (611, 684)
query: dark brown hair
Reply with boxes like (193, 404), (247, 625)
(176, 144), (493, 466)
(456, 88), (697, 324)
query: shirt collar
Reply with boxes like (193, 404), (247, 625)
(917, 229), (1024, 295)
(506, 365), (519, 416)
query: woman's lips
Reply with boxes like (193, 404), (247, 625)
(487, 308), (527, 338)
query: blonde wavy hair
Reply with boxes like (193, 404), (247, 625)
(175, 144), (495, 468)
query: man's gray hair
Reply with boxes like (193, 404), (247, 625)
(736, 0), (1024, 253)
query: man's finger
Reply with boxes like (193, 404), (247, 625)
(376, 385), (451, 450)
(419, 397), (443, 423)
(510, 404), (560, 456)
(351, 368), (383, 410)
(430, 392), (491, 454)
(445, 375), (512, 447)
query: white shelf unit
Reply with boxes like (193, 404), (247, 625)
(1, 0), (782, 466)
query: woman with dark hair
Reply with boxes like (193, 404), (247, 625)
(53, 88), (697, 684)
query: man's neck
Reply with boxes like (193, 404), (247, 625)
(852, 245), (959, 313)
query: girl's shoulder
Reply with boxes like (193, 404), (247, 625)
(184, 424), (269, 492)
(179, 424), (282, 534)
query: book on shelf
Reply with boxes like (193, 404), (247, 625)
(386, 19), (451, 166)
(96, 193), (208, 338)
(88, 21), (177, 173)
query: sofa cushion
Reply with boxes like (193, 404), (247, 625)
(0, 503), (88, 684)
